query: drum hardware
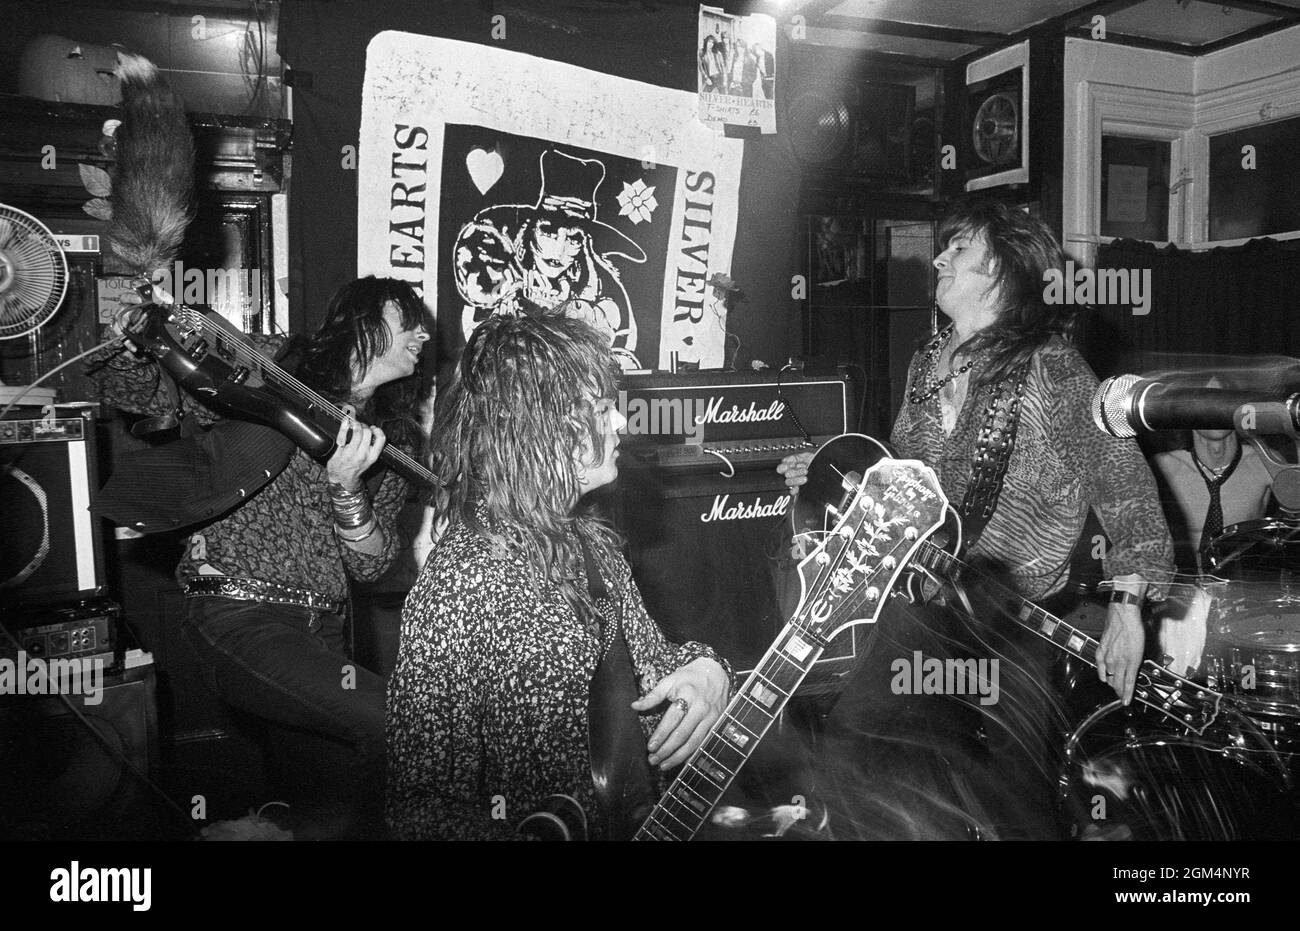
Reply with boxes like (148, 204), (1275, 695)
(1060, 694), (1296, 840)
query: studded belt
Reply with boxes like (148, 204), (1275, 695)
(183, 575), (345, 614)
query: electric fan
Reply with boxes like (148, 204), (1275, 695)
(0, 203), (70, 341)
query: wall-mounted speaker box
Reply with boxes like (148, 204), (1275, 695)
(614, 467), (859, 695)
(0, 663), (159, 840)
(787, 51), (916, 187)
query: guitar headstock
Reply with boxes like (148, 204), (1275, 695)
(795, 441), (948, 642)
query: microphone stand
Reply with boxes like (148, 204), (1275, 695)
(1233, 402), (1300, 517)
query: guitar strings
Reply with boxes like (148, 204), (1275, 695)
(180, 309), (432, 479)
(905, 530), (1226, 712)
(655, 482), (929, 838)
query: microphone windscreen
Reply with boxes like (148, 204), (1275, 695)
(1092, 374), (1141, 438)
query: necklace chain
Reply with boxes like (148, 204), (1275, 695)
(909, 325), (975, 404)
(1194, 448), (1233, 480)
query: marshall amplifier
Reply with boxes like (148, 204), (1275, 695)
(612, 468), (860, 693)
(618, 370), (850, 474)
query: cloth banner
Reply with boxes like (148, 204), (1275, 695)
(358, 31), (744, 370)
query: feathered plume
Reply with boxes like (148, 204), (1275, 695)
(106, 51), (195, 276)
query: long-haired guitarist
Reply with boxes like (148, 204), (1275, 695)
(386, 312), (730, 840)
(95, 275), (432, 839)
(778, 197), (1177, 838)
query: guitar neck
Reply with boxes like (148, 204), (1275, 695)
(914, 541), (1101, 668)
(636, 622), (827, 841)
(172, 305), (439, 488)
(911, 540), (1224, 732)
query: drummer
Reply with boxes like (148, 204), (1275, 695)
(1151, 396), (1275, 576)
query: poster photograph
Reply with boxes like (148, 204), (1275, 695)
(697, 5), (776, 134)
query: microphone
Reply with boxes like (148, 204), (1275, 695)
(1092, 374), (1300, 438)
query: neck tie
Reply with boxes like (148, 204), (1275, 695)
(1196, 444), (1242, 568)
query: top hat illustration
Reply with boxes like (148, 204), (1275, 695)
(530, 149), (646, 263)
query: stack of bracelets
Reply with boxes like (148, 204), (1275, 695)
(330, 482), (377, 544)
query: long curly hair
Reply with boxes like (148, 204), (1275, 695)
(434, 312), (621, 611)
(295, 276), (432, 454)
(940, 197), (1078, 388)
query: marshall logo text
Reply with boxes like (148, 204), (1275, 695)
(700, 493), (791, 523)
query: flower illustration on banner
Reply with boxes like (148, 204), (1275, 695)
(617, 178), (658, 225)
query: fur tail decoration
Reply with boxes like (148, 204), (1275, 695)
(107, 51), (195, 277)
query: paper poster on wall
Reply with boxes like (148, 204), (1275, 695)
(358, 32), (744, 372)
(1106, 164), (1148, 224)
(697, 6), (776, 134)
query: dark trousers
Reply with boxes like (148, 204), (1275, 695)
(181, 596), (387, 839)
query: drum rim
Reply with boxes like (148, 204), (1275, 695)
(1208, 518), (1300, 571)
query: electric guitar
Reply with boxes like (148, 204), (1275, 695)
(125, 299), (438, 488)
(797, 434), (1277, 754)
(632, 437), (949, 840)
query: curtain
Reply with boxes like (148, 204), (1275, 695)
(1082, 237), (1300, 381)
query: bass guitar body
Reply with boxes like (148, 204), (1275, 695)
(130, 303), (336, 457)
(125, 301), (438, 489)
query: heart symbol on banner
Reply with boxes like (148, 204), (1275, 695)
(466, 147), (504, 194)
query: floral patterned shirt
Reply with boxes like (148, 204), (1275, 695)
(385, 518), (730, 841)
(891, 337), (1175, 601)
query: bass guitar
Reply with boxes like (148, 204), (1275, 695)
(124, 299), (438, 488)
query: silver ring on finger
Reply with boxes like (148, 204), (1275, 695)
(672, 697), (689, 715)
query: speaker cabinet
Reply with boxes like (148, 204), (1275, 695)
(788, 50), (916, 188)
(614, 468), (858, 693)
(0, 409), (105, 607)
(0, 663), (159, 840)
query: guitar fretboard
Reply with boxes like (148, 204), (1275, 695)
(637, 459), (944, 841)
(914, 542), (1100, 666)
(636, 620), (826, 841)
(910, 540), (1224, 735)
(175, 306), (439, 487)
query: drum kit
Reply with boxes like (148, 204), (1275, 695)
(1061, 518), (1300, 840)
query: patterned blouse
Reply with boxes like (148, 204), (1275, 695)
(386, 517), (729, 841)
(90, 340), (406, 599)
(891, 336), (1175, 601)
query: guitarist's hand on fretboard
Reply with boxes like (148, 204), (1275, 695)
(325, 417), (387, 493)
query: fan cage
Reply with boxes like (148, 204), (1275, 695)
(0, 205), (70, 341)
